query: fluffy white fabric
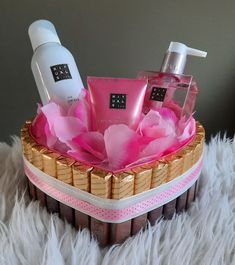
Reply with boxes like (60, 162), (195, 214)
(0, 135), (234, 265)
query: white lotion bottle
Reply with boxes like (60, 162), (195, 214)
(28, 19), (84, 106)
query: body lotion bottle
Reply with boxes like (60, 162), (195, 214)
(139, 42), (207, 119)
(29, 20), (84, 107)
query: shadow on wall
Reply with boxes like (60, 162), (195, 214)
(204, 76), (235, 141)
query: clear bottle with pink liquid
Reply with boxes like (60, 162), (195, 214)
(139, 42), (207, 120)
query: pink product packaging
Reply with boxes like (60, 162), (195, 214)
(139, 42), (207, 119)
(87, 77), (147, 133)
(139, 71), (198, 120)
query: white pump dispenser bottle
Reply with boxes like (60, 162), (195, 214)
(29, 19), (84, 106)
(160, 42), (207, 74)
(139, 41), (207, 117)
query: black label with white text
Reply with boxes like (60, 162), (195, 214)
(150, 86), (167, 102)
(109, 93), (126, 109)
(50, 64), (72, 82)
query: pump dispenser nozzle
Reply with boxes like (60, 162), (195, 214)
(160, 42), (207, 75)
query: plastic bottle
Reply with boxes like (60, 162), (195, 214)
(29, 19), (84, 107)
(139, 42), (207, 119)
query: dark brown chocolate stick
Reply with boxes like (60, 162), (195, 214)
(28, 180), (37, 200)
(75, 211), (90, 230)
(110, 172), (134, 244)
(186, 183), (196, 210)
(46, 195), (59, 214)
(131, 166), (152, 236)
(148, 160), (168, 226)
(90, 218), (109, 247)
(90, 169), (112, 246)
(131, 213), (148, 235)
(56, 158), (75, 225)
(30, 144), (47, 207)
(163, 199), (177, 219)
(35, 187), (46, 207)
(27, 179), (31, 197)
(22, 130), (37, 201)
(194, 179), (200, 200)
(176, 191), (188, 213)
(59, 202), (74, 225)
(41, 152), (61, 215)
(163, 152), (184, 219)
(148, 206), (163, 226)
(110, 221), (132, 244)
(75, 211), (90, 231)
(72, 163), (92, 230)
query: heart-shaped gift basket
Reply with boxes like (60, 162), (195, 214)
(22, 20), (206, 246)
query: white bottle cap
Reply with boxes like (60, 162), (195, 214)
(160, 41), (207, 74)
(28, 20), (61, 51)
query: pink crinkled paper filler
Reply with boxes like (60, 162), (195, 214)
(31, 89), (196, 171)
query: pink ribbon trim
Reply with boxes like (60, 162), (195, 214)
(24, 159), (202, 223)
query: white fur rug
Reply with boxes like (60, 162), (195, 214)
(0, 135), (234, 265)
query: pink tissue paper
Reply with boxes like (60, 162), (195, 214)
(31, 89), (196, 171)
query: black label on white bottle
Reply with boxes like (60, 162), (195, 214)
(50, 64), (72, 82)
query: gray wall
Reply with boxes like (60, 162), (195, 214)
(0, 0), (235, 143)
